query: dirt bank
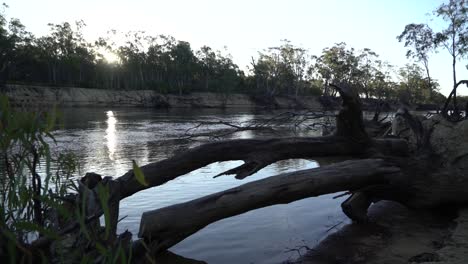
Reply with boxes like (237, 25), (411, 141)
(296, 201), (468, 264)
(2, 84), (323, 109)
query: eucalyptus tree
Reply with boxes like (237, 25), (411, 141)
(117, 31), (148, 89)
(250, 40), (309, 97)
(434, 0), (468, 113)
(0, 3), (9, 85)
(361, 60), (394, 101)
(273, 40), (307, 96)
(251, 51), (281, 96)
(196, 45), (217, 91)
(67, 21), (95, 85)
(314, 42), (361, 96)
(397, 23), (436, 99)
(354, 48), (379, 99)
(397, 63), (430, 104)
(435, 0), (468, 86)
(196, 45), (244, 94)
(33, 21), (95, 86)
(4, 18), (38, 83)
(144, 34), (177, 92)
(369, 68), (392, 100)
(0, 4), (37, 85)
(92, 35), (120, 89)
(168, 40), (198, 95)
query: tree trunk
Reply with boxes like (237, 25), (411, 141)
(138, 159), (400, 252)
(115, 136), (407, 200)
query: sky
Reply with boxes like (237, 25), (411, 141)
(4, 0), (468, 96)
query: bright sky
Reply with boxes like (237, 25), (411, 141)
(5, 0), (468, 96)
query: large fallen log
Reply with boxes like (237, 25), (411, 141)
(138, 159), (400, 252)
(115, 136), (407, 199)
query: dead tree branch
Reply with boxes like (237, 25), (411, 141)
(138, 159), (400, 252)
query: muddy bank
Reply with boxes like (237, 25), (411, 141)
(1, 84), (323, 109)
(295, 201), (468, 264)
(3, 84), (436, 111)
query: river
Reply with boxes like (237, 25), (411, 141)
(51, 107), (349, 264)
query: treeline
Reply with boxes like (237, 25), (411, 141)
(0, 11), (246, 95)
(1, 1), (467, 104)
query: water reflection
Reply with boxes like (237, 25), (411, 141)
(105, 111), (117, 160)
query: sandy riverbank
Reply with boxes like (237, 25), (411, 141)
(297, 201), (468, 264)
(2, 84), (323, 109)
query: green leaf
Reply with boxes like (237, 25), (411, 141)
(95, 242), (109, 256)
(97, 183), (110, 240)
(132, 160), (148, 186)
(46, 105), (57, 132)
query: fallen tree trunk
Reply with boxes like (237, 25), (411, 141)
(116, 136), (407, 199)
(139, 159), (401, 252)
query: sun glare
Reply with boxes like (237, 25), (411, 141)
(105, 110), (117, 160)
(101, 50), (120, 64)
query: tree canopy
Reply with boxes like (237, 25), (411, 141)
(3, 1), (468, 105)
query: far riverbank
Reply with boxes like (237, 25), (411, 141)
(2, 84), (322, 110)
(2, 84), (440, 112)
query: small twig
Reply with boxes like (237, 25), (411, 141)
(325, 220), (345, 233)
(333, 191), (351, 199)
(117, 215), (128, 223)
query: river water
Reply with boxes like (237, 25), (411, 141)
(51, 107), (349, 264)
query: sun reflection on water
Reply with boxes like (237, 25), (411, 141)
(105, 111), (117, 160)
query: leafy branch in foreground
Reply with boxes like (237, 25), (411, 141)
(0, 96), (132, 263)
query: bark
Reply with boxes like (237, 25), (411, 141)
(115, 136), (407, 200)
(138, 159), (401, 252)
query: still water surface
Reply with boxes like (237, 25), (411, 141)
(52, 107), (348, 264)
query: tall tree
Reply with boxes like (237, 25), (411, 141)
(397, 63), (431, 105)
(0, 6), (9, 85)
(169, 41), (197, 95)
(397, 23), (436, 99)
(250, 40), (308, 97)
(434, 0), (468, 112)
(313, 42), (360, 96)
(354, 48), (379, 99)
(196, 46), (217, 91)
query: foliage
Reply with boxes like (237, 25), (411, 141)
(398, 0), (467, 111)
(0, 7), (245, 95)
(434, 0), (468, 76)
(0, 95), (69, 260)
(0, 96), (132, 263)
(397, 23), (435, 70)
(249, 40), (315, 97)
(397, 64), (432, 104)
(2, 1), (465, 104)
(397, 23), (436, 99)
